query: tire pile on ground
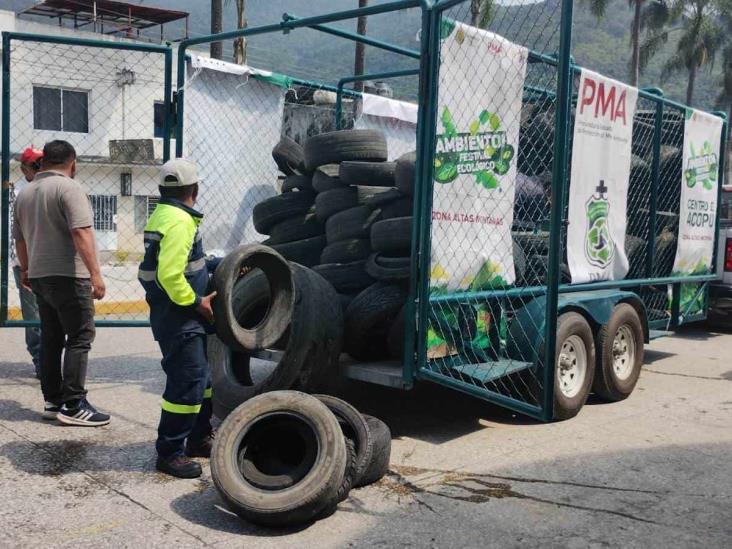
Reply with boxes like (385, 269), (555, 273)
(258, 130), (417, 363)
(212, 390), (392, 527)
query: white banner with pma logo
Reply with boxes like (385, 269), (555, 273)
(672, 109), (724, 276)
(567, 69), (638, 283)
(430, 21), (527, 292)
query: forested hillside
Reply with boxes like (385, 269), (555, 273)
(1, 0), (722, 110)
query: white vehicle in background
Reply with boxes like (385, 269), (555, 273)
(710, 186), (732, 326)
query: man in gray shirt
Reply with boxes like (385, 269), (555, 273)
(13, 140), (110, 426)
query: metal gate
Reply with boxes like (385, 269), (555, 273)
(1, 33), (173, 327)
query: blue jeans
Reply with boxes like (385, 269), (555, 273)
(12, 265), (41, 369)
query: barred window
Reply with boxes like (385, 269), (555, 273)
(33, 86), (89, 133)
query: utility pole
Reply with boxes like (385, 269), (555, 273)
(354, 0), (368, 92)
(211, 0), (223, 59)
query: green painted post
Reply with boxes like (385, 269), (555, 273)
(175, 44), (187, 157)
(543, 0), (575, 422)
(647, 94), (664, 276)
(163, 47), (172, 162)
(1, 33), (10, 326)
(404, 4), (439, 388)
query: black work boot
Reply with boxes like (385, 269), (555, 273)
(185, 432), (215, 459)
(156, 454), (202, 478)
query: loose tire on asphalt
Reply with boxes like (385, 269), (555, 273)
(211, 391), (347, 526)
(304, 130), (388, 171)
(355, 415), (391, 487)
(593, 303), (644, 402)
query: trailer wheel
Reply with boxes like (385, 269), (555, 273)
(553, 312), (595, 421)
(593, 303), (644, 402)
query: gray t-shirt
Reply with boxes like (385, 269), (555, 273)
(12, 170), (95, 279)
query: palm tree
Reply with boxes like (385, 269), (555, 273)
(211, 0), (223, 60)
(354, 0), (368, 92)
(640, 0), (725, 106)
(470, 0), (495, 28)
(225, 0), (247, 65)
(582, 0), (669, 87)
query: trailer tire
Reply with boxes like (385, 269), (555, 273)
(253, 191), (315, 235)
(270, 235), (326, 268)
(313, 261), (374, 293)
(552, 312), (595, 421)
(345, 282), (407, 361)
(339, 161), (396, 187)
(314, 395), (373, 492)
(315, 187), (359, 221)
(281, 174), (313, 193)
(371, 217), (413, 255)
(395, 151), (416, 195)
(326, 205), (380, 244)
(593, 303), (644, 402)
(320, 239), (371, 264)
(267, 213), (323, 245)
(272, 137), (306, 176)
(355, 415), (391, 487)
(211, 391), (346, 526)
(304, 130), (388, 171)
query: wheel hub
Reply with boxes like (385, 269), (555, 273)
(612, 324), (635, 381)
(557, 334), (587, 399)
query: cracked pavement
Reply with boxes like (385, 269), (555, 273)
(1, 324), (731, 548)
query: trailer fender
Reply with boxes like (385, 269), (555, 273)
(506, 290), (649, 363)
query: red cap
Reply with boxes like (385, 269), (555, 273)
(20, 147), (43, 164)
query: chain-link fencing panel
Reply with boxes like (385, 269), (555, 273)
(418, 1), (564, 417)
(2, 38), (170, 324)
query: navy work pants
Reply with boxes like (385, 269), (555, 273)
(156, 332), (212, 458)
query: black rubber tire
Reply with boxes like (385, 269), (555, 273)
(592, 303), (644, 402)
(378, 197), (413, 220)
(211, 391), (347, 527)
(272, 137), (306, 176)
(339, 161), (396, 187)
(355, 415), (391, 488)
(304, 130), (388, 171)
(253, 192), (315, 235)
(366, 253), (411, 281)
(320, 239), (371, 264)
(387, 306), (406, 360)
(552, 312), (596, 421)
(371, 217), (413, 255)
(394, 151), (416, 195)
(313, 261), (374, 293)
(213, 245), (294, 352)
(344, 282), (407, 361)
(363, 188), (404, 209)
(281, 174), (313, 193)
(339, 293), (356, 313)
(314, 395), (374, 493)
(326, 205), (381, 244)
(315, 187), (359, 222)
(210, 263), (343, 416)
(267, 213), (323, 245)
(312, 165), (344, 193)
(270, 236), (326, 268)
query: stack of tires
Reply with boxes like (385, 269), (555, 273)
(259, 131), (417, 365)
(211, 390), (392, 527)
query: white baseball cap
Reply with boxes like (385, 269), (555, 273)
(160, 158), (200, 187)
